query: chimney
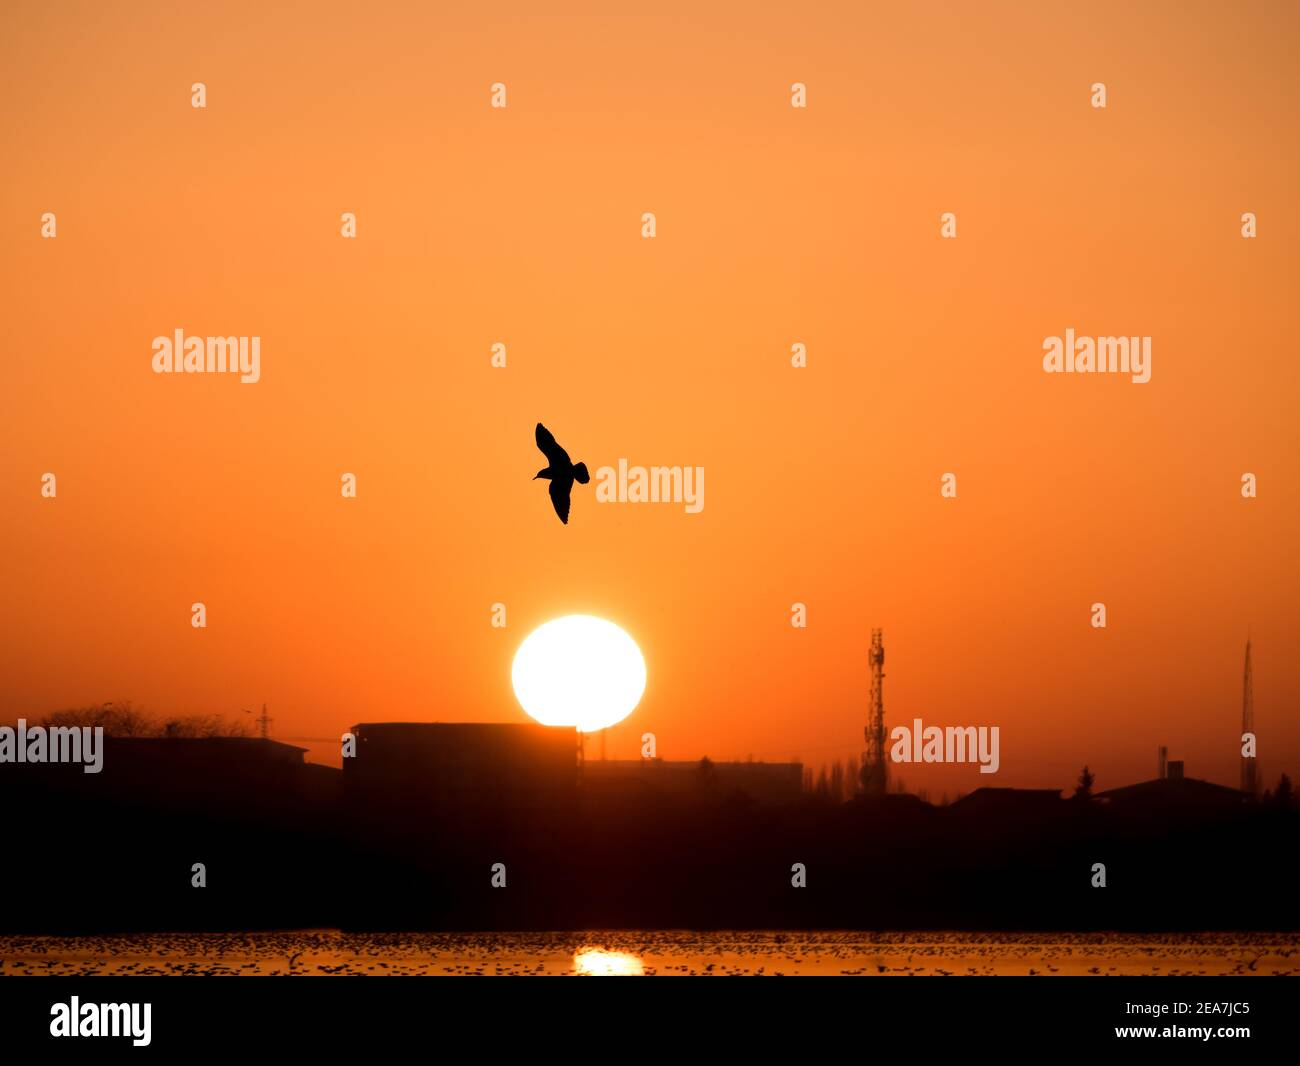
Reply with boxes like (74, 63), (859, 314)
(1158, 746), (1167, 780)
(1167, 760), (1184, 781)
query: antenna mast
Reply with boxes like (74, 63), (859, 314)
(1241, 641), (1256, 796)
(861, 629), (888, 795)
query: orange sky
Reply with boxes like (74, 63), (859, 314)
(2, 1), (1298, 794)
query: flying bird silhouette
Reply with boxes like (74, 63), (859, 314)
(533, 422), (589, 524)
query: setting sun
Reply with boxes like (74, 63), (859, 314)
(511, 616), (646, 733)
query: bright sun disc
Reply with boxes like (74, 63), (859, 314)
(511, 615), (646, 733)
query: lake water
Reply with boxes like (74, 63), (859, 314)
(3, 931), (1297, 976)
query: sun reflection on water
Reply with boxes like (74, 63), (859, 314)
(573, 948), (644, 976)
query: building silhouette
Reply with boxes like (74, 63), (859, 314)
(344, 721), (578, 803)
(1096, 769), (1249, 817)
(582, 757), (803, 805)
(2, 715), (1293, 935)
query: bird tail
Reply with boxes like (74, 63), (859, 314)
(573, 462), (590, 484)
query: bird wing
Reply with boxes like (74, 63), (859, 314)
(548, 477), (572, 524)
(535, 422), (570, 466)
